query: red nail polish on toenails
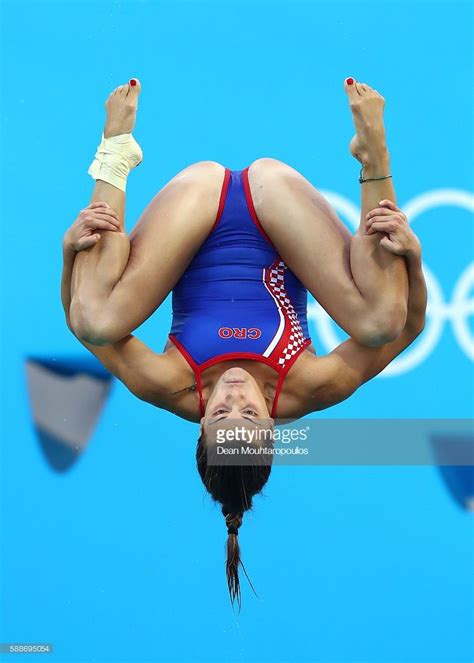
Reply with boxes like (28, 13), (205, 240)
(346, 77), (354, 85)
(130, 79), (137, 86)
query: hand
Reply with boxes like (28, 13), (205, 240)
(365, 199), (421, 257)
(63, 202), (121, 252)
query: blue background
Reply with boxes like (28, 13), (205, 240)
(1, 0), (473, 661)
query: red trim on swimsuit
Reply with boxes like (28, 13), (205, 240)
(169, 334), (206, 417)
(199, 351), (281, 373)
(270, 338), (312, 418)
(169, 334), (311, 419)
(209, 168), (232, 232)
(241, 166), (277, 249)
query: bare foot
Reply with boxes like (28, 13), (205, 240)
(344, 77), (388, 167)
(103, 78), (141, 138)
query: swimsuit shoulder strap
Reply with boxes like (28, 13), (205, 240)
(168, 334), (206, 418)
(270, 341), (311, 418)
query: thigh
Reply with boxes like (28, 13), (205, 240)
(109, 160), (226, 329)
(247, 158), (362, 323)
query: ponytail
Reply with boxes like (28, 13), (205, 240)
(196, 431), (272, 607)
(222, 508), (243, 607)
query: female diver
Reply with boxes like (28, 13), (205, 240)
(61, 77), (427, 605)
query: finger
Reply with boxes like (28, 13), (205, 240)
(379, 236), (395, 251)
(367, 220), (398, 234)
(82, 213), (120, 230)
(100, 207), (119, 219)
(366, 216), (396, 231)
(367, 215), (397, 225)
(85, 201), (111, 210)
(77, 234), (101, 250)
(366, 207), (395, 220)
(86, 218), (121, 232)
(82, 216), (119, 232)
(91, 212), (121, 227)
(378, 199), (401, 212)
(379, 235), (404, 255)
(84, 205), (119, 219)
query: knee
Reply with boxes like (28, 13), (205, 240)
(355, 302), (408, 347)
(248, 157), (295, 182)
(246, 159), (300, 216)
(178, 160), (226, 184)
(70, 300), (121, 346)
(171, 161), (227, 204)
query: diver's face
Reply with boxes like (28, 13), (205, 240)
(203, 367), (270, 425)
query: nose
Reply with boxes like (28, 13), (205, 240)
(224, 388), (245, 406)
(229, 404), (244, 418)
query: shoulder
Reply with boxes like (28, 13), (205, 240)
(127, 346), (201, 423)
(275, 351), (360, 417)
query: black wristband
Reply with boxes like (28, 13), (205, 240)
(359, 166), (393, 184)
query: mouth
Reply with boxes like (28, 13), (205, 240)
(223, 379), (246, 384)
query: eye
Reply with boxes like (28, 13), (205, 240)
(212, 408), (227, 416)
(243, 409), (258, 416)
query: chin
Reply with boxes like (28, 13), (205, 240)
(222, 367), (250, 381)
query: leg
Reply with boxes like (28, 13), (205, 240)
(68, 78), (226, 344)
(70, 160), (225, 344)
(248, 79), (409, 347)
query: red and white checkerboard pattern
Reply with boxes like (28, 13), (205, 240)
(265, 259), (306, 366)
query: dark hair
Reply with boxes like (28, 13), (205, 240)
(196, 431), (272, 608)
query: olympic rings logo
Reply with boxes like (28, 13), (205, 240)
(307, 189), (474, 377)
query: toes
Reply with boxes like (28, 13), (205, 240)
(109, 86), (123, 98)
(105, 87), (120, 105)
(360, 82), (380, 97)
(344, 77), (358, 97)
(356, 81), (367, 95)
(127, 77), (141, 95)
(106, 79), (141, 108)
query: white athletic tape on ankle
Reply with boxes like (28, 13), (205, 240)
(87, 132), (143, 192)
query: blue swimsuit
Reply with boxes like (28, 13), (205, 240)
(169, 167), (312, 417)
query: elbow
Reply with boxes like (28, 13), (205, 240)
(71, 321), (112, 347)
(406, 315), (426, 341)
(72, 323), (119, 347)
(69, 300), (121, 346)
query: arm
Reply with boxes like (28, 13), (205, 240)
(309, 215), (426, 409)
(61, 212), (169, 403)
